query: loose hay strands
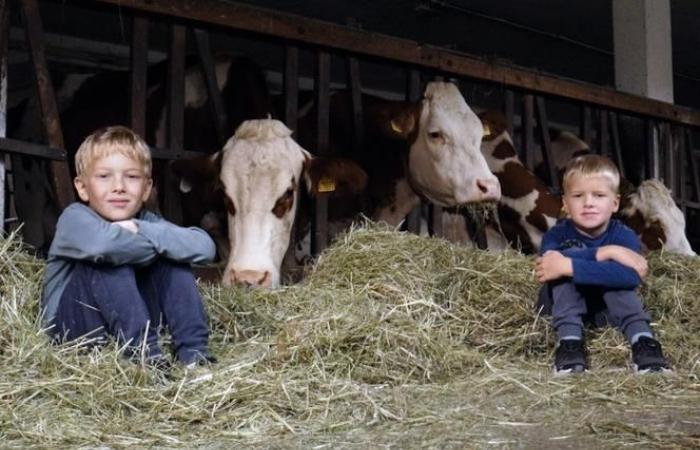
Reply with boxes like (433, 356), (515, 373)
(1, 225), (699, 447)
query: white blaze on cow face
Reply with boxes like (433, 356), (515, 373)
(408, 82), (500, 206)
(220, 119), (310, 288)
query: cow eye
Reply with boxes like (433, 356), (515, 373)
(428, 130), (442, 140)
(224, 195), (236, 216)
(272, 188), (295, 218)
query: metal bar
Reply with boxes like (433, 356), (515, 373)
(580, 105), (593, 146)
(129, 14), (148, 137)
(523, 94), (535, 171)
(504, 90), (514, 138)
(284, 45), (299, 130)
(405, 68), (422, 234)
(92, 0), (700, 127)
(0, 0), (7, 232)
(686, 128), (700, 202)
(193, 27), (231, 146)
(346, 56), (364, 154)
(20, 0), (74, 208)
(0, 138), (65, 159)
(163, 22), (186, 224)
(599, 109), (608, 156)
(608, 111), (625, 178)
(535, 96), (559, 192)
(312, 50), (330, 254)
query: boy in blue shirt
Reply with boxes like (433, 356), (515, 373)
(42, 126), (216, 370)
(535, 154), (669, 375)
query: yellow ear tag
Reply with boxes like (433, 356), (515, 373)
(390, 120), (403, 134)
(318, 176), (336, 193)
(483, 123), (492, 138)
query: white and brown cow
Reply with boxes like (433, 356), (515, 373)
(174, 81), (502, 286)
(473, 110), (696, 256)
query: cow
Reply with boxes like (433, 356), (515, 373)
(470, 110), (696, 256)
(174, 81), (502, 286)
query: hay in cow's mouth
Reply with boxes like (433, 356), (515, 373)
(2, 226), (700, 447)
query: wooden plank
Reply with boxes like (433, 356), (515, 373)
(535, 96), (559, 192)
(193, 27), (231, 146)
(93, 0), (700, 127)
(523, 95), (535, 171)
(130, 14), (149, 137)
(162, 22), (186, 224)
(312, 50), (330, 254)
(284, 45), (299, 130)
(20, 0), (74, 208)
(405, 69), (422, 234)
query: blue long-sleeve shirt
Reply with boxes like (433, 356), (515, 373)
(41, 202), (216, 327)
(539, 218), (642, 289)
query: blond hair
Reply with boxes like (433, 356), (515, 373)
(75, 126), (152, 178)
(562, 154), (620, 193)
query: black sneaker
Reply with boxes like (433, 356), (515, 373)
(632, 337), (671, 374)
(554, 339), (588, 376)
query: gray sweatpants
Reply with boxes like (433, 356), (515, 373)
(538, 280), (652, 343)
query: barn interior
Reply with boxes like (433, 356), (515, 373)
(2, 0), (699, 254)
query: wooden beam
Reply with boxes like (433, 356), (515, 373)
(20, 0), (74, 208)
(93, 0), (700, 127)
(129, 14), (148, 137)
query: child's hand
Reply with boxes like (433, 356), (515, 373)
(596, 245), (648, 279)
(535, 250), (573, 283)
(114, 220), (138, 233)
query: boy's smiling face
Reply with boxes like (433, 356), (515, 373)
(563, 173), (620, 237)
(74, 152), (152, 222)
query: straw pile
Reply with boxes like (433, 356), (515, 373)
(1, 225), (699, 448)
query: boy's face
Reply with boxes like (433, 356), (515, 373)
(74, 153), (152, 222)
(563, 173), (620, 237)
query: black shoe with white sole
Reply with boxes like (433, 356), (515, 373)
(554, 339), (588, 375)
(632, 337), (671, 374)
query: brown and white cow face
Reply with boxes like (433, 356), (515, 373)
(218, 120), (309, 288)
(405, 82), (501, 206)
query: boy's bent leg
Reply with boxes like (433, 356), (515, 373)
(54, 262), (163, 360)
(137, 259), (210, 365)
(550, 280), (587, 341)
(601, 290), (653, 343)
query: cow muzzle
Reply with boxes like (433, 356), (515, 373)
(475, 177), (501, 202)
(231, 269), (272, 288)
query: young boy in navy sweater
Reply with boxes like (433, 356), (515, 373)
(535, 154), (669, 375)
(42, 126), (216, 369)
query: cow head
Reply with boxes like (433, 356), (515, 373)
(377, 82), (501, 207)
(180, 119), (367, 288)
(620, 179), (696, 256)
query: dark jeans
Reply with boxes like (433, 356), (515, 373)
(537, 280), (652, 343)
(52, 258), (210, 364)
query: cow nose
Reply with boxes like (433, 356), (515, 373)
(475, 178), (501, 201)
(232, 270), (272, 288)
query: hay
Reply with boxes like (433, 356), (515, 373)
(1, 225), (699, 448)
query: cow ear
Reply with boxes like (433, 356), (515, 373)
(478, 110), (508, 141)
(303, 156), (368, 198)
(170, 151), (222, 193)
(367, 102), (420, 140)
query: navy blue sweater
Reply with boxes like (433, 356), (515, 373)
(539, 218), (642, 289)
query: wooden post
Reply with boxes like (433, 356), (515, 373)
(284, 45), (299, 130)
(193, 28), (231, 146)
(130, 14), (149, 137)
(346, 56), (364, 154)
(599, 109), (609, 156)
(504, 90), (515, 139)
(311, 50), (330, 254)
(685, 128), (700, 204)
(405, 69), (422, 234)
(608, 111), (626, 178)
(580, 105), (593, 147)
(20, 0), (74, 208)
